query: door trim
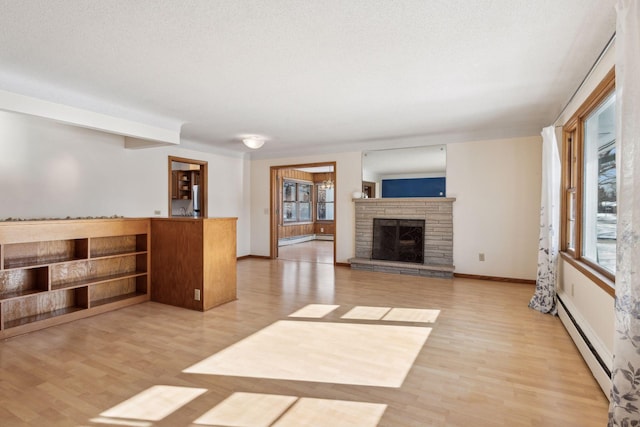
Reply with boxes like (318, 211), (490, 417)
(270, 162), (337, 265)
(168, 156), (208, 218)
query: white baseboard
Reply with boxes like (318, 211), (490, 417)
(278, 235), (315, 246)
(315, 234), (334, 241)
(278, 234), (334, 246)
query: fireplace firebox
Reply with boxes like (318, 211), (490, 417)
(372, 218), (425, 264)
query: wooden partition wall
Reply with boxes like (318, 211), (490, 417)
(150, 217), (237, 311)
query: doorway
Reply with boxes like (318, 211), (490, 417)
(362, 181), (376, 198)
(270, 162), (336, 265)
(168, 156), (208, 217)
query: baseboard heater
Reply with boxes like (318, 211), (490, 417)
(278, 234), (334, 247)
(557, 295), (611, 397)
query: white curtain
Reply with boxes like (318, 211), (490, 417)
(609, 1), (640, 425)
(529, 126), (560, 315)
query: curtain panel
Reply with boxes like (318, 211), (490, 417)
(609, 0), (640, 425)
(529, 126), (560, 315)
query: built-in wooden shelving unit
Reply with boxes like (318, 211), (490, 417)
(0, 218), (150, 339)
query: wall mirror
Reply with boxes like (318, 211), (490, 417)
(168, 156), (208, 217)
(362, 145), (446, 198)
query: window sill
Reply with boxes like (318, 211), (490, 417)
(282, 221), (313, 226)
(560, 252), (615, 297)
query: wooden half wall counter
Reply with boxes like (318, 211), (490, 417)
(150, 217), (237, 311)
(0, 216), (238, 339)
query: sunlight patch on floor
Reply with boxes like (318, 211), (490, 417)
(184, 320), (431, 387)
(193, 392), (386, 427)
(382, 307), (441, 323)
(99, 385), (207, 421)
(341, 306), (391, 320)
(274, 397), (386, 427)
(89, 418), (152, 427)
(194, 392), (297, 426)
(287, 304), (339, 318)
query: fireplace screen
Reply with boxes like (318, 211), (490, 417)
(372, 218), (425, 264)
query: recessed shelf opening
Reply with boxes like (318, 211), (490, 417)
(3, 239), (89, 269)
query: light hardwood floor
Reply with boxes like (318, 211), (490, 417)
(0, 259), (608, 426)
(277, 240), (333, 264)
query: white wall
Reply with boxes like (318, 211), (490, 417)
(559, 262), (614, 368)
(554, 41), (616, 385)
(250, 140), (540, 275)
(0, 110), (251, 256)
(447, 136), (542, 280)
(250, 152), (362, 263)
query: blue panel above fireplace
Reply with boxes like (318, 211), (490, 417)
(381, 177), (446, 198)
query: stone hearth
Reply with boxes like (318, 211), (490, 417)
(349, 197), (455, 278)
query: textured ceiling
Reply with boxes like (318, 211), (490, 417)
(0, 0), (616, 158)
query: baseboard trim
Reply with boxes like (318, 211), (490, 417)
(237, 255), (271, 260)
(278, 234), (315, 246)
(453, 273), (535, 285)
(238, 255), (346, 265)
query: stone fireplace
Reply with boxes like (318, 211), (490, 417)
(350, 197), (455, 278)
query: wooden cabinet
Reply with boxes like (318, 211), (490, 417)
(172, 170), (200, 200)
(0, 218), (150, 339)
(151, 217), (236, 311)
(171, 171), (179, 199)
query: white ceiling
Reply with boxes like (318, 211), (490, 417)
(0, 0), (616, 159)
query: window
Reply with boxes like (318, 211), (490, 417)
(562, 69), (616, 286)
(564, 128), (578, 252)
(582, 92), (616, 274)
(317, 185), (334, 221)
(283, 180), (312, 222)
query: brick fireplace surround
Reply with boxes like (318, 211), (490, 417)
(349, 197), (455, 278)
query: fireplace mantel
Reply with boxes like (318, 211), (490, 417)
(350, 197), (455, 278)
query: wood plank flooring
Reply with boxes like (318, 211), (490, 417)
(277, 240), (333, 264)
(0, 258), (608, 426)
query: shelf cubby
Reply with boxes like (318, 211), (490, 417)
(90, 234), (147, 258)
(50, 255), (141, 290)
(2, 287), (88, 329)
(0, 266), (49, 300)
(90, 276), (147, 308)
(50, 271), (147, 291)
(3, 239), (88, 269)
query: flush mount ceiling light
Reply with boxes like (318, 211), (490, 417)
(242, 136), (265, 149)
